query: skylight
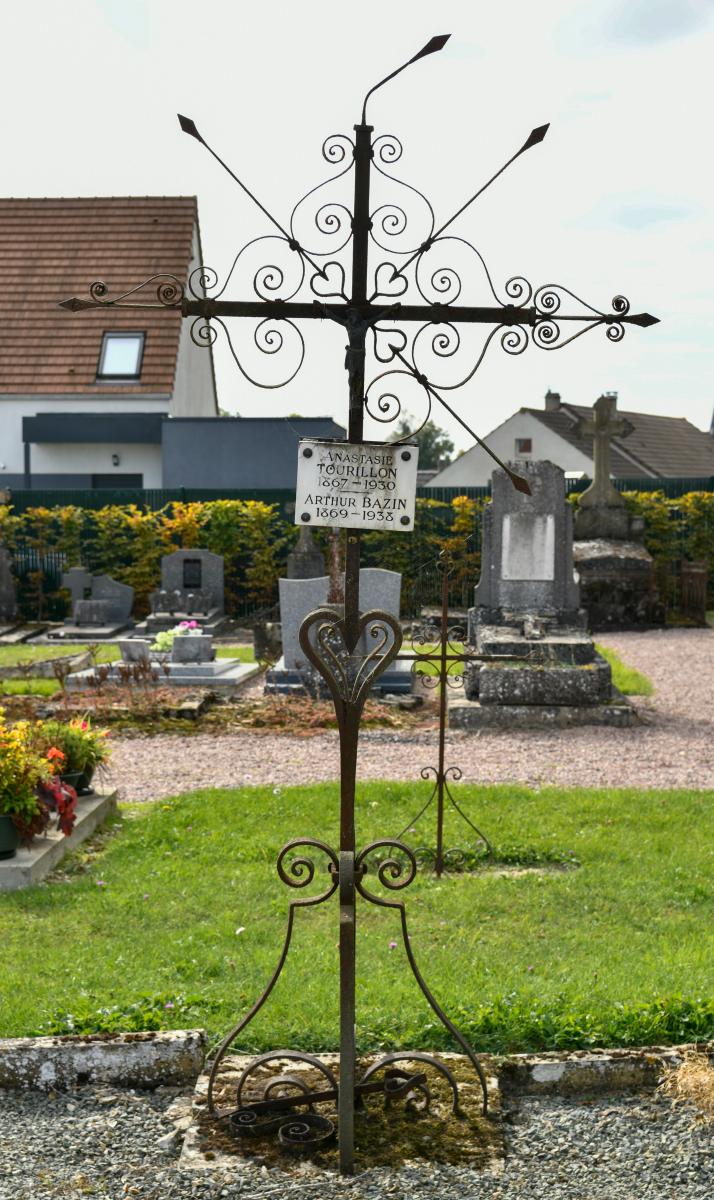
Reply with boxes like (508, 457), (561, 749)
(97, 332), (145, 380)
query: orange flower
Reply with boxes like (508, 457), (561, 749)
(47, 747), (65, 762)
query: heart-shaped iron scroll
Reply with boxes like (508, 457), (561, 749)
(299, 606), (403, 712)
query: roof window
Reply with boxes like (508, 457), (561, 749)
(97, 332), (145, 380)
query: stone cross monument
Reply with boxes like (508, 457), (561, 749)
(572, 394), (661, 628)
(574, 392), (634, 539)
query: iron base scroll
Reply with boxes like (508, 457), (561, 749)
(206, 837), (488, 1157)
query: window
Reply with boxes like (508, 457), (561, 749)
(92, 474), (143, 488)
(97, 332), (145, 380)
(515, 437), (532, 455)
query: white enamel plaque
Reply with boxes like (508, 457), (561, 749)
(295, 439), (419, 531)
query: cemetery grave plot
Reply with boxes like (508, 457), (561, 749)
(192, 1051), (502, 1172)
(1, 780), (711, 1058)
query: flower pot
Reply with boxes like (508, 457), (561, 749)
(0, 814), (20, 860)
(76, 766), (95, 796)
(60, 772), (82, 791)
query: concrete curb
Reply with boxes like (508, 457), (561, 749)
(0, 1034), (710, 1097)
(497, 1041), (714, 1094)
(0, 1029), (207, 1091)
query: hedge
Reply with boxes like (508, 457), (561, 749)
(1, 491), (711, 623)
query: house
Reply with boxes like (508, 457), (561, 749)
(0, 196), (217, 489)
(426, 390), (714, 488)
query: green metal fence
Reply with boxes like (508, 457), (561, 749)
(6, 476), (714, 513)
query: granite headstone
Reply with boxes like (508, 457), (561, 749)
(472, 459), (580, 628)
(279, 568), (402, 671)
(159, 550), (225, 614)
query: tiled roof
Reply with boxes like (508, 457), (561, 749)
(526, 403), (714, 479)
(0, 197), (197, 395)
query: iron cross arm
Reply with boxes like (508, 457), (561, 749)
(177, 295), (658, 329)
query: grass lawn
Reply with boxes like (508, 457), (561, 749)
(594, 644), (654, 696)
(1, 781), (711, 1054)
(0, 644), (119, 669)
(0, 678), (59, 696)
(216, 644), (255, 662)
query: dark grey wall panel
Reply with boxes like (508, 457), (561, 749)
(162, 417), (345, 489)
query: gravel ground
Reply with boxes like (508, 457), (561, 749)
(107, 628), (714, 802)
(0, 1085), (711, 1199)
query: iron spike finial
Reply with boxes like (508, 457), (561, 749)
(522, 123), (550, 151)
(629, 312), (660, 327)
(178, 114), (203, 143)
(58, 296), (93, 311)
(408, 34), (451, 63)
(361, 34), (451, 123)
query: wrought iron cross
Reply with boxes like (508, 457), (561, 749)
(61, 34), (658, 1175)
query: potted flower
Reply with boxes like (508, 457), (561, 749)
(36, 717), (111, 796)
(0, 710), (77, 859)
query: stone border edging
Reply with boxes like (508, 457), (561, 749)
(497, 1041), (714, 1094)
(0, 1033), (710, 1096)
(0, 1029), (206, 1090)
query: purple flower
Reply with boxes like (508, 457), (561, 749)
(389, 940), (397, 950)
(164, 1001), (174, 1009)
(96, 880), (106, 888)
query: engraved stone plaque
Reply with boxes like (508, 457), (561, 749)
(501, 514), (555, 581)
(295, 439), (418, 532)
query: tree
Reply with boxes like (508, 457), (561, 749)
(392, 418), (454, 470)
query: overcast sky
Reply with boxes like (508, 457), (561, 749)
(4, 0), (713, 449)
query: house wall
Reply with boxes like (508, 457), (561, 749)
(170, 226), (218, 418)
(425, 411), (594, 487)
(30, 441), (162, 487)
(0, 395), (169, 485)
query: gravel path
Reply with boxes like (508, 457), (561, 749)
(0, 1085), (711, 1199)
(107, 629), (714, 802)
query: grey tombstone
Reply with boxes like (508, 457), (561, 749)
(287, 527), (325, 580)
(0, 545), (17, 622)
(118, 639), (151, 663)
(160, 550), (225, 614)
(472, 459), (580, 627)
(171, 634), (214, 664)
(279, 568), (401, 671)
(60, 566), (134, 633)
(74, 599), (112, 626)
(91, 575), (134, 624)
(452, 459), (630, 727)
(62, 566), (93, 611)
(268, 567), (407, 694)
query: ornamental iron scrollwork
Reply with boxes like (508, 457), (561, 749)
(59, 35), (657, 1175)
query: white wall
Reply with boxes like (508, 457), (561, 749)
(31, 441), (162, 486)
(170, 224), (218, 418)
(425, 411), (594, 487)
(0, 395), (169, 479)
